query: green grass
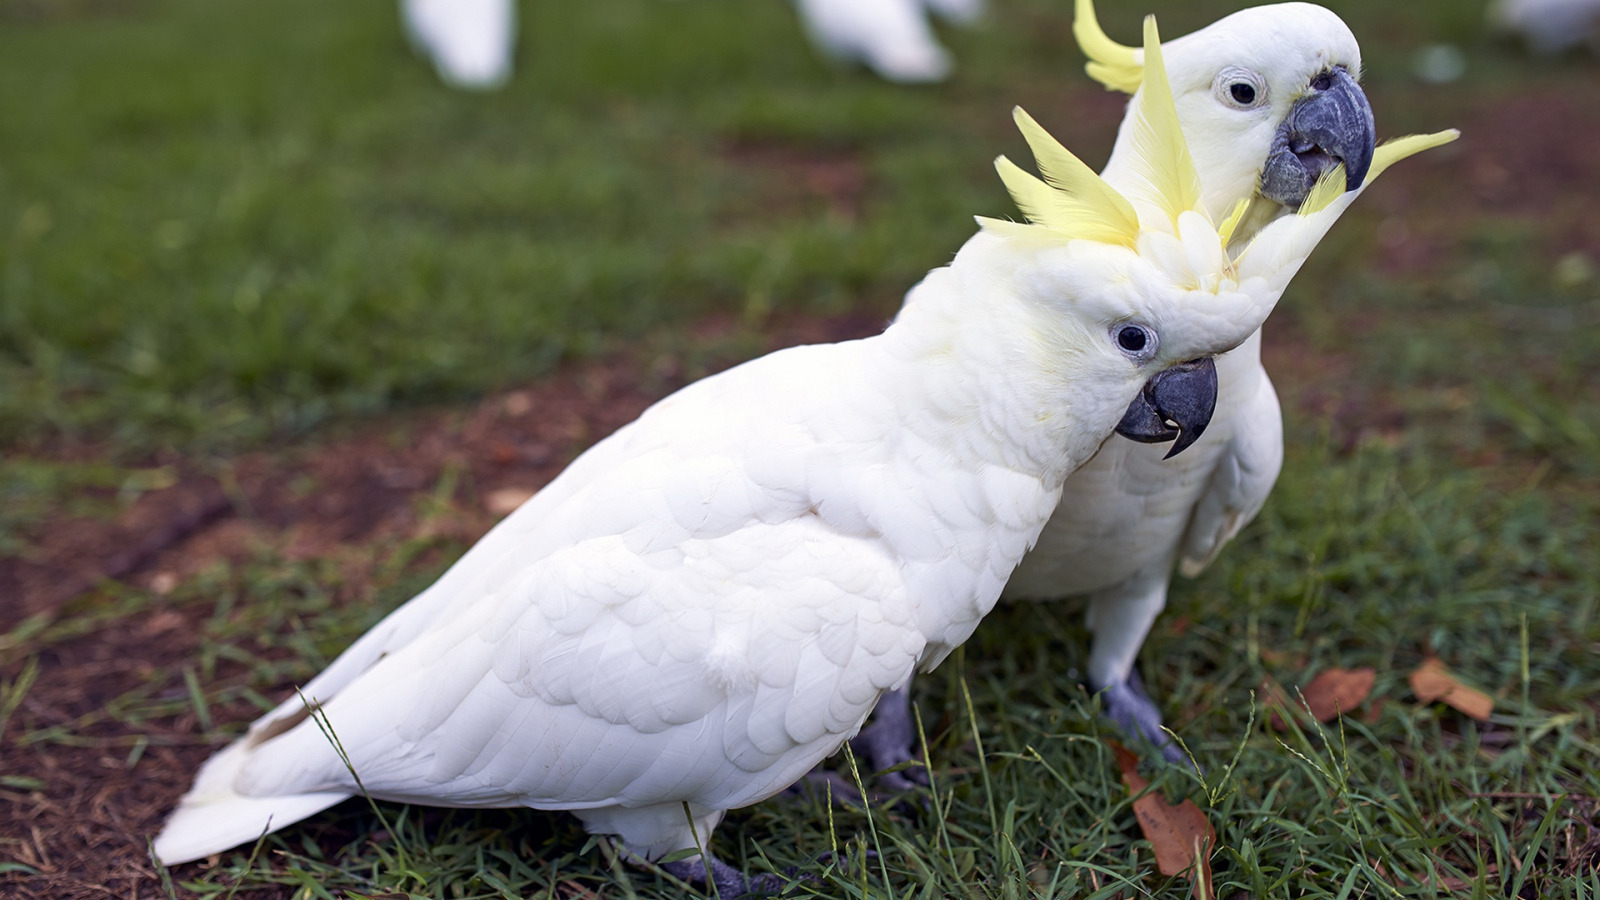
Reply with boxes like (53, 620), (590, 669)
(0, 0), (997, 451)
(2, 0), (1599, 897)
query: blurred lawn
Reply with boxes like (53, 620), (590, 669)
(5, 0), (1580, 453)
(2, 0), (1599, 897)
(1, 0), (1003, 449)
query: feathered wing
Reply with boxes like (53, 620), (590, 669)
(238, 516), (919, 782)
(154, 346), (940, 864)
(194, 415), (667, 758)
(1177, 365), (1284, 577)
(149, 739), (350, 865)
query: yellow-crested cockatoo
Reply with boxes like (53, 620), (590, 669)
(855, 0), (1452, 771)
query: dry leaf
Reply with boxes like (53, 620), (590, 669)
(1109, 740), (1217, 899)
(502, 390), (535, 417)
(1410, 657), (1494, 721)
(1268, 667), (1376, 731)
(1300, 667), (1376, 721)
(484, 486), (536, 516)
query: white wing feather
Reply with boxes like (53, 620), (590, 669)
(1178, 363), (1284, 576)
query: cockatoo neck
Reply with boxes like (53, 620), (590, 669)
(875, 232), (1142, 492)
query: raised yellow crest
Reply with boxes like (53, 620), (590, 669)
(982, 15), (1202, 245)
(1074, 0), (1142, 94)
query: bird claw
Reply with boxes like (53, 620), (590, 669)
(662, 853), (804, 898)
(1098, 671), (1189, 766)
(661, 848), (876, 898)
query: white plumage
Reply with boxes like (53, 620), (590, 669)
(153, 21), (1438, 880)
(999, 2), (1400, 758)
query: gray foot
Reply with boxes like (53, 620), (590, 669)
(1097, 670), (1187, 765)
(848, 687), (927, 792)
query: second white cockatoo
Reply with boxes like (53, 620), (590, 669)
(149, 16), (1450, 893)
(851, 0), (1452, 772)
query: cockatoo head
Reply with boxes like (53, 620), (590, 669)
(981, 14), (1454, 456)
(1078, 0), (1376, 217)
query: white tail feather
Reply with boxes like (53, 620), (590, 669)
(152, 739), (350, 865)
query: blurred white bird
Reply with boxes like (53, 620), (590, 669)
(1489, 0), (1600, 54)
(151, 17), (1446, 893)
(401, 0), (517, 90)
(792, 0), (984, 83)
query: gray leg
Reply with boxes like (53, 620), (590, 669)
(849, 686), (927, 790)
(662, 849), (872, 898)
(786, 687), (925, 807)
(1085, 568), (1186, 763)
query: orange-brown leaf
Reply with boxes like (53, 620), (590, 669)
(1300, 666), (1376, 722)
(1110, 738), (1143, 787)
(1108, 741), (1217, 899)
(1268, 667), (1376, 731)
(1410, 657), (1494, 721)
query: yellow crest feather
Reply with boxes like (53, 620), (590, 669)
(1216, 197), (1252, 248)
(1369, 130), (1461, 182)
(994, 156), (1064, 228)
(1299, 129), (1461, 216)
(1297, 167), (1348, 218)
(1124, 16), (1203, 229)
(1010, 107), (1140, 246)
(1074, 0), (1142, 93)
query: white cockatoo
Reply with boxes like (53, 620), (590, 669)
(152, 19), (1450, 892)
(855, 0), (1445, 771)
(401, 0), (517, 90)
(792, 0), (984, 83)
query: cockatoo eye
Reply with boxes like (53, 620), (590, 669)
(1213, 66), (1268, 110)
(1113, 323), (1159, 361)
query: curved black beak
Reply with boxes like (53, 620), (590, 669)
(1260, 66), (1377, 209)
(1114, 358), (1218, 459)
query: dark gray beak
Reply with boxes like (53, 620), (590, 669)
(1259, 66), (1376, 209)
(1115, 358), (1218, 459)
